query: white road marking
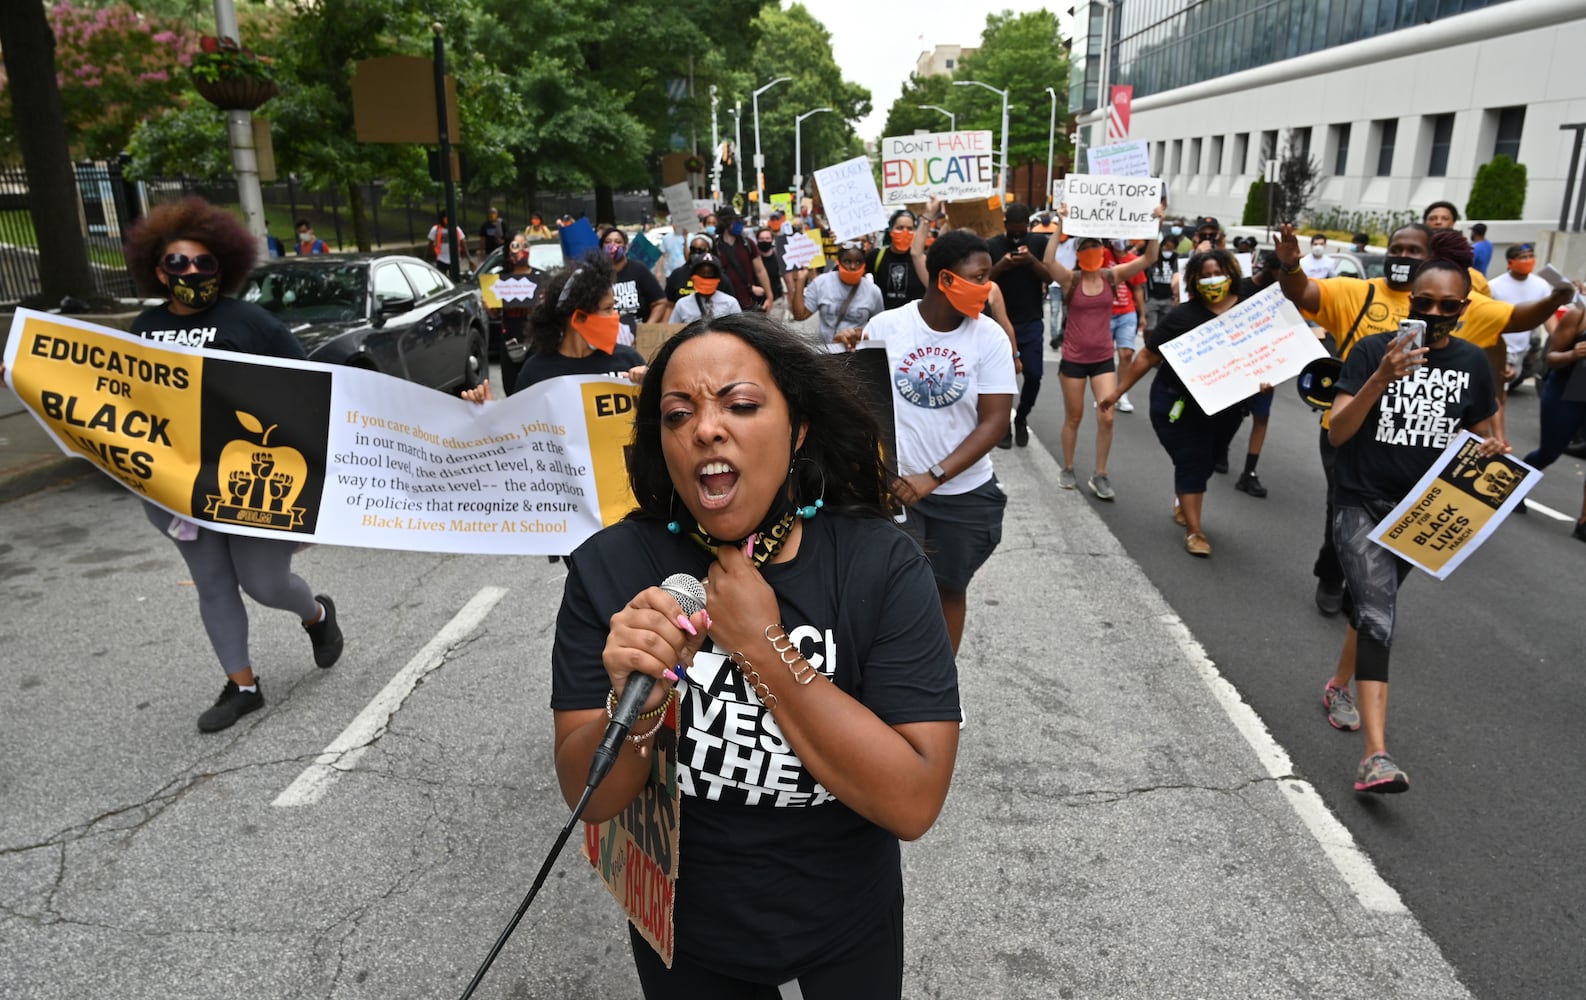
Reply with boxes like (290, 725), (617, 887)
(1158, 612), (1408, 915)
(1522, 497), (1572, 522)
(273, 586), (509, 808)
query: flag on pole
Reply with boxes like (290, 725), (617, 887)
(1106, 85), (1132, 140)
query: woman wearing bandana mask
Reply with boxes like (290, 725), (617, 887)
(491, 253), (647, 396)
(120, 197), (344, 733)
(1319, 258), (1505, 794)
(1100, 249), (1250, 557)
(1274, 222), (1569, 610)
(837, 231), (1016, 656)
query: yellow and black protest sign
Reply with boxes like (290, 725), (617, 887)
(1371, 431), (1539, 579)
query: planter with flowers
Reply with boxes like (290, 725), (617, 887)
(190, 36), (278, 112)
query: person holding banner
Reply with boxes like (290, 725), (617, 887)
(123, 197), (344, 732)
(1319, 259), (1503, 793)
(1045, 229), (1161, 499)
(1100, 249), (1248, 557)
(551, 312), (960, 996)
(842, 230), (1016, 654)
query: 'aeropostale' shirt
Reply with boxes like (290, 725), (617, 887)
(863, 301), (1017, 494)
(1332, 331), (1497, 509)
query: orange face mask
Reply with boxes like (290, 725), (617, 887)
(570, 309), (620, 353)
(692, 276), (720, 297)
(890, 230), (915, 252)
(1076, 248), (1106, 272)
(838, 263), (865, 286)
(1510, 258), (1535, 276)
(937, 270), (992, 318)
(769, 218), (784, 232)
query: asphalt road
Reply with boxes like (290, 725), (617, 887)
(1023, 345), (1586, 1000)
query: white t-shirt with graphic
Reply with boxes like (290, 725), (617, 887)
(1486, 271), (1552, 356)
(862, 301), (1017, 495)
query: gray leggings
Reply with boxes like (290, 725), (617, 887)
(144, 502), (319, 674)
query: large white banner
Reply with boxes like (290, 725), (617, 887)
(1063, 174), (1164, 239)
(879, 130), (997, 205)
(4, 311), (639, 555)
(814, 155), (891, 242)
(1154, 284), (1327, 415)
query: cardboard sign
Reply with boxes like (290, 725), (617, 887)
(1062, 174), (1164, 240)
(634, 322), (686, 362)
(661, 182), (694, 226)
(813, 156), (890, 242)
(1154, 284), (1327, 415)
(626, 232), (661, 270)
(781, 232), (819, 269)
(1085, 139), (1151, 177)
(1371, 431), (1540, 579)
(879, 130), (997, 205)
(769, 192), (794, 218)
(942, 197), (1004, 239)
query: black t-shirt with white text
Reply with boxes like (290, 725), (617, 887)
(868, 246), (927, 311)
(1146, 249), (1180, 300)
(1333, 332), (1497, 509)
(130, 296), (307, 360)
(611, 258), (664, 334)
(508, 344), (646, 395)
(551, 513), (958, 981)
(987, 233), (1051, 324)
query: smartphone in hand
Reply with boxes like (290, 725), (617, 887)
(1397, 318), (1426, 351)
(1538, 263), (1571, 290)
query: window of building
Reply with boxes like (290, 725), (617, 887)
(1332, 123), (1351, 175)
(944, 59), (954, 70)
(1292, 126), (1312, 162)
(1210, 135), (1224, 175)
(1233, 132), (1249, 175)
(1151, 141), (1164, 176)
(1493, 106), (1525, 161)
(1426, 113), (1455, 177)
(1261, 129), (1279, 166)
(1375, 118), (1398, 177)
(1170, 138), (1182, 175)
(1188, 137), (1202, 174)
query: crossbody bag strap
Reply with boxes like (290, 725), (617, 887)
(1335, 282), (1376, 358)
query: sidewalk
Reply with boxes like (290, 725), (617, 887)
(0, 390), (91, 504)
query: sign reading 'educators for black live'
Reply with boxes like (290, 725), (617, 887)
(3, 311), (639, 554)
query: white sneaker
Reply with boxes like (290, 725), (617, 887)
(1117, 392), (1135, 413)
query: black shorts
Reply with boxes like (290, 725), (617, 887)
(1058, 357), (1117, 379)
(899, 476), (1007, 592)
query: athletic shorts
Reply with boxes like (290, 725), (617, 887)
(1059, 357), (1117, 379)
(900, 476), (1007, 592)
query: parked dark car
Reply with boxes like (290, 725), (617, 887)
(1327, 251), (1386, 281)
(241, 255), (488, 393)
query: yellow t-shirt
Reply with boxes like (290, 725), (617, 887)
(1304, 276), (1512, 355)
(1470, 267), (1491, 298)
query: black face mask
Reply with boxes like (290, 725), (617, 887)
(1407, 309), (1461, 343)
(169, 271), (221, 310)
(1384, 255), (1418, 287)
(757, 241), (775, 253)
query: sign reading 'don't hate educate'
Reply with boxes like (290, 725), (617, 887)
(813, 155), (891, 242)
(1154, 284), (1327, 415)
(3, 311), (638, 555)
(1061, 174), (1164, 240)
(879, 130), (996, 205)
(1371, 431), (1539, 579)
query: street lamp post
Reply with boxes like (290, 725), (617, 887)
(752, 76), (791, 222)
(710, 84), (722, 203)
(918, 105), (955, 131)
(730, 104), (743, 204)
(1044, 86), (1057, 211)
(954, 79), (1009, 200)
(792, 107), (833, 197)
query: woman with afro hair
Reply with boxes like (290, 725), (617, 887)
(124, 197), (344, 732)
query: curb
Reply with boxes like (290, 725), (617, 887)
(0, 454), (91, 504)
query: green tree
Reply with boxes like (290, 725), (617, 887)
(1466, 154), (1527, 219)
(945, 11), (1071, 189)
(879, 72), (953, 141)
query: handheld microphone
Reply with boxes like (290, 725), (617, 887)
(585, 573), (706, 791)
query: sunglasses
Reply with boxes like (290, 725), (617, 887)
(1409, 296), (1467, 315)
(161, 252), (220, 276)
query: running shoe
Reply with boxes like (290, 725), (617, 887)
(1117, 393), (1135, 413)
(198, 679), (264, 733)
(1323, 681), (1360, 731)
(1058, 468), (1077, 489)
(1235, 471), (1268, 498)
(1354, 752), (1409, 794)
(305, 594), (344, 668)
(1088, 474), (1115, 501)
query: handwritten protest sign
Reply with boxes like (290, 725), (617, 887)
(661, 182), (695, 225)
(1154, 284), (1327, 414)
(769, 192), (794, 218)
(1051, 179), (1064, 207)
(813, 155), (890, 242)
(1371, 431), (1539, 579)
(1063, 174), (1164, 239)
(879, 130), (996, 205)
(4, 311), (637, 554)
(1085, 139), (1152, 177)
(781, 231), (819, 268)
(492, 275), (538, 302)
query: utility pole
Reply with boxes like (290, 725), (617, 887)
(732, 103), (744, 206)
(752, 76), (791, 224)
(710, 84), (722, 204)
(212, 0), (266, 253)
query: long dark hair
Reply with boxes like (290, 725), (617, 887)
(124, 196), (257, 296)
(527, 253), (616, 355)
(1183, 248), (1242, 302)
(628, 312), (897, 521)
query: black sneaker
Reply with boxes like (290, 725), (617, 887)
(305, 594), (344, 668)
(1014, 420), (1030, 447)
(1235, 471), (1268, 497)
(997, 428), (1013, 450)
(1315, 578), (1344, 617)
(198, 679), (264, 732)
(1574, 519), (1586, 543)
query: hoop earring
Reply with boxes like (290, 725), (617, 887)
(666, 489), (682, 534)
(794, 458), (825, 520)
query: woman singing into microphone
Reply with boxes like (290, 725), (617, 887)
(550, 312), (961, 997)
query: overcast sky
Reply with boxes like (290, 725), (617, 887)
(788, 0), (1069, 141)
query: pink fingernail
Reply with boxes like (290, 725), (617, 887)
(701, 610), (713, 630)
(743, 533), (757, 558)
(676, 614), (697, 636)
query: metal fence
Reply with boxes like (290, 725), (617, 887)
(0, 162), (660, 306)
